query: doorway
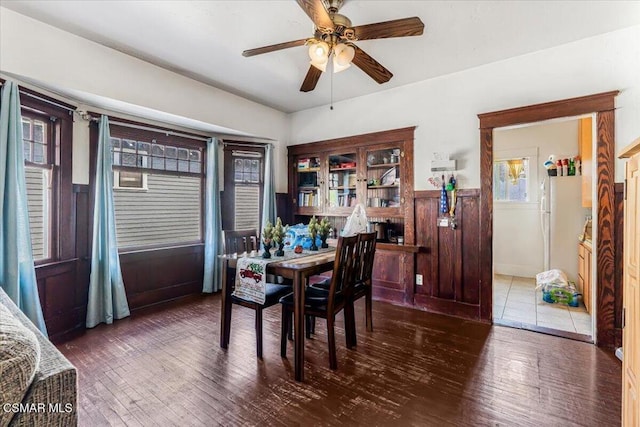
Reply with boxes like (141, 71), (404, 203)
(491, 117), (594, 339)
(478, 91), (620, 348)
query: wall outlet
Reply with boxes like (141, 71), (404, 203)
(416, 274), (423, 285)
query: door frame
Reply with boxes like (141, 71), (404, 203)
(478, 91), (619, 348)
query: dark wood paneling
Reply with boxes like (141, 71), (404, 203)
(37, 259), (85, 342)
(479, 128), (493, 322)
(276, 192), (292, 226)
(595, 109), (617, 348)
(414, 189), (482, 320)
(478, 91), (619, 348)
(119, 244), (204, 310)
(477, 91), (619, 129)
(614, 182), (624, 348)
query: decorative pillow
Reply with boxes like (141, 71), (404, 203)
(0, 303), (41, 427)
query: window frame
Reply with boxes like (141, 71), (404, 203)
(221, 144), (265, 231)
(91, 120), (207, 253)
(493, 147), (539, 206)
(19, 91), (74, 265)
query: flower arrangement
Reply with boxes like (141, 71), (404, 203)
(317, 217), (331, 248)
(262, 220), (273, 244)
(308, 216), (318, 251)
(272, 217), (288, 256)
(262, 221), (273, 258)
(272, 217), (286, 244)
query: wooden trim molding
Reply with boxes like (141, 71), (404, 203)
(478, 91), (619, 348)
(478, 91), (619, 129)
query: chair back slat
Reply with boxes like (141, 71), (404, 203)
(327, 235), (359, 308)
(223, 229), (259, 255)
(355, 232), (377, 284)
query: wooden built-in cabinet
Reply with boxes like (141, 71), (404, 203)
(288, 127), (418, 302)
(289, 129), (414, 221)
(578, 240), (592, 314)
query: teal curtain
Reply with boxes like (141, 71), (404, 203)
(203, 137), (222, 293)
(86, 115), (130, 328)
(0, 81), (47, 335)
(261, 143), (277, 249)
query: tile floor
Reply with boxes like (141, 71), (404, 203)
(493, 274), (592, 336)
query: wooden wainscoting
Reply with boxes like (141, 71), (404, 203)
(414, 189), (482, 320)
(37, 184), (91, 343)
(119, 244), (204, 309)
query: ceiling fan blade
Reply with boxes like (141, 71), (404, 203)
(351, 45), (393, 84)
(300, 65), (322, 92)
(351, 17), (424, 40)
(242, 39), (308, 57)
(296, 0), (335, 33)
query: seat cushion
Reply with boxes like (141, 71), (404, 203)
(0, 303), (41, 427)
(233, 283), (292, 307)
(279, 286), (344, 312)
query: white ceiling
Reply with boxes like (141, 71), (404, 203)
(2, 0), (640, 113)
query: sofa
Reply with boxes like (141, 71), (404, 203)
(0, 287), (77, 426)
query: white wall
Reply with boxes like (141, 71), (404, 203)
(289, 25), (640, 189)
(493, 119), (590, 278)
(0, 8), (290, 191)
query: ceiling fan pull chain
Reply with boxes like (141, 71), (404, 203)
(330, 60), (334, 110)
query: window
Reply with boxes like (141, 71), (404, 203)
(493, 158), (529, 202)
(107, 125), (205, 249)
(22, 113), (54, 261)
(222, 147), (264, 231)
(17, 89), (74, 264)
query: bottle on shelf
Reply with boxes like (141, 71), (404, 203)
(568, 157), (576, 176)
(562, 159), (568, 177)
(557, 159), (563, 176)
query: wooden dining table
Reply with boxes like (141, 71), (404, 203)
(219, 248), (336, 382)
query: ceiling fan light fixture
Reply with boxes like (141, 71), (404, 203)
(332, 43), (355, 73)
(308, 41), (330, 62)
(310, 58), (328, 72)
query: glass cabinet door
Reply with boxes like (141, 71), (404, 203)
(365, 146), (402, 213)
(327, 151), (358, 213)
(295, 155), (323, 214)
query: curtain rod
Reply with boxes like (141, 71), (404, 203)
(91, 117), (210, 142)
(0, 80), (77, 113)
(223, 141), (270, 147)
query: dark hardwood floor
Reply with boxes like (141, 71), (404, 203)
(58, 294), (622, 426)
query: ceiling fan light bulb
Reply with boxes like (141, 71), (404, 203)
(308, 41), (329, 62)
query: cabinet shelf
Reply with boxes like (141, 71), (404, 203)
(367, 162), (400, 169)
(329, 167), (357, 172)
(330, 186), (356, 190)
(298, 167), (320, 173)
(368, 185), (399, 189)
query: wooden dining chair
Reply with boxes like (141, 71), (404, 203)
(279, 234), (359, 370)
(350, 231), (377, 338)
(308, 231), (376, 345)
(222, 229), (291, 359)
(223, 229), (259, 255)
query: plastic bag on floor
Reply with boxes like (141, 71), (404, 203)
(535, 269), (580, 306)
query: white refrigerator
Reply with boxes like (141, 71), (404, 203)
(540, 175), (585, 282)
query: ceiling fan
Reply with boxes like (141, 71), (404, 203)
(242, 0), (425, 92)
